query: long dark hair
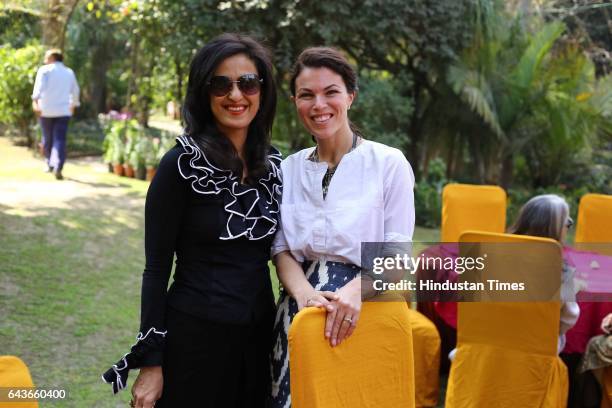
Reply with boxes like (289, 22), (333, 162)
(290, 47), (361, 137)
(182, 33), (277, 184)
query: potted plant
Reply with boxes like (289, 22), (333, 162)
(122, 125), (140, 178)
(135, 137), (148, 180)
(111, 138), (125, 176)
(102, 122), (122, 173)
(144, 137), (159, 181)
(103, 137), (115, 173)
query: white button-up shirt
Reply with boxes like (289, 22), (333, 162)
(272, 140), (415, 267)
(31, 62), (80, 118)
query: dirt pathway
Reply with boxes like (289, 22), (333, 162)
(0, 137), (147, 213)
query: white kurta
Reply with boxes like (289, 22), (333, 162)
(271, 140), (415, 266)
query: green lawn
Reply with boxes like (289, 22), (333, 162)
(1, 138), (149, 407)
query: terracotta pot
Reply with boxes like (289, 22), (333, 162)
(146, 167), (157, 181)
(124, 164), (135, 178)
(113, 164), (124, 176)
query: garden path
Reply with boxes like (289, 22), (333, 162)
(0, 137), (144, 212)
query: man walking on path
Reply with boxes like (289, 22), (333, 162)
(32, 49), (80, 180)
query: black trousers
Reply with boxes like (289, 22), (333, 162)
(156, 306), (274, 408)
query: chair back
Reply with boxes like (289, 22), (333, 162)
(441, 184), (506, 243)
(0, 356), (38, 408)
(289, 299), (415, 408)
(445, 231), (568, 408)
(575, 193), (612, 243)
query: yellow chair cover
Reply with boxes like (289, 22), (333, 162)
(575, 193), (612, 243)
(445, 232), (568, 408)
(407, 308), (440, 407)
(602, 366), (612, 408)
(289, 299), (415, 408)
(0, 356), (38, 408)
(441, 184), (507, 243)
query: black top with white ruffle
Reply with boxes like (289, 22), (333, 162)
(102, 135), (282, 393)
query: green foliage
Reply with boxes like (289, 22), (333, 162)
(2, 0), (611, 224)
(444, 5), (612, 188)
(0, 9), (41, 48)
(102, 119), (138, 165)
(551, 0), (612, 76)
(111, 136), (125, 165)
(0, 43), (42, 143)
(414, 158), (448, 228)
(141, 137), (157, 168)
(101, 118), (176, 169)
(351, 74), (413, 149)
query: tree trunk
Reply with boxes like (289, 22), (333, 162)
(500, 152), (514, 190)
(446, 132), (457, 180)
(90, 34), (111, 115)
(126, 33), (140, 111)
(406, 84), (424, 181)
(407, 125), (422, 181)
(41, 0), (80, 49)
(174, 56), (184, 120)
(20, 120), (35, 150)
(471, 136), (486, 184)
(136, 55), (156, 128)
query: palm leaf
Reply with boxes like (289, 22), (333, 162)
(448, 65), (505, 138)
(513, 21), (565, 90)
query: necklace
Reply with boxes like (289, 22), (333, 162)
(309, 133), (359, 199)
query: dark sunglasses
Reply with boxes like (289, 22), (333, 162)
(565, 217), (574, 229)
(207, 74), (263, 97)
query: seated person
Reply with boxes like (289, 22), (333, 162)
(449, 194), (579, 361)
(581, 313), (612, 384)
(508, 194), (580, 354)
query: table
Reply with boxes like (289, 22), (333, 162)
(416, 244), (612, 354)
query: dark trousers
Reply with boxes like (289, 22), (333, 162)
(39, 116), (70, 171)
(156, 306), (274, 408)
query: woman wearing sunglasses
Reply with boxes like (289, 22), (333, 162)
(103, 33), (281, 408)
(269, 47), (415, 406)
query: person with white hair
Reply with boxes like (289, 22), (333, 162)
(448, 194), (580, 363)
(508, 194), (580, 353)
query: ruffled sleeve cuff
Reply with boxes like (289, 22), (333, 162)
(101, 327), (166, 394)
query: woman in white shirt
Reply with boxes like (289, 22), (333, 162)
(269, 47), (415, 407)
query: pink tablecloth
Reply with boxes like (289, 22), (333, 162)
(417, 245), (612, 353)
(563, 247), (612, 353)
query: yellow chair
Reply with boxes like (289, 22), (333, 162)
(0, 356), (38, 408)
(408, 308), (440, 407)
(441, 183), (507, 242)
(429, 183), (506, 373)
(575, 193), (612, 244)
(602, 366), (612, 408)
(289, 298), (415, 408)
(445, 231), (568, 408)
